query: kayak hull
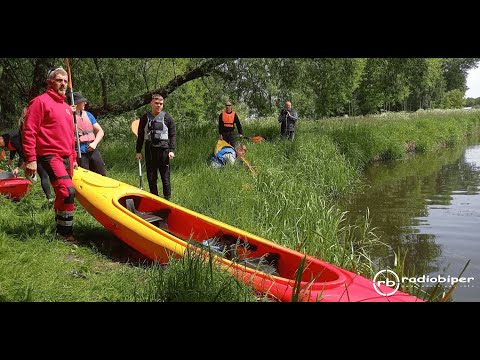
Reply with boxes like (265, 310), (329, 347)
(0, 172), (32, 201)
(72, 168), (423, 302)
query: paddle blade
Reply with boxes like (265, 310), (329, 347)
(251, 136), (264, 143)
(131, 119), (140, 137)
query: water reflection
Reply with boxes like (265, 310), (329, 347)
(341, 143), (480, 301)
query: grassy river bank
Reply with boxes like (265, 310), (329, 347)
(2, 109), (479, 302)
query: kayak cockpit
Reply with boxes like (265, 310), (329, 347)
(120, 196), (170, 231)
(117, 195), (346, 288)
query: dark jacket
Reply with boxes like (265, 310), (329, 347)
(136, 111), (176, 153)
(2, 129), (25, 168)
(278, 108), (299, 132)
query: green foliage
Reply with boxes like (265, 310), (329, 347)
(440, 89), (465, 109)
(2, 58), (480, 129)
(2, 105), (480, 301)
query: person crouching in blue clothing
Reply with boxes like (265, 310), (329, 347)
(211, 140), (247, 168)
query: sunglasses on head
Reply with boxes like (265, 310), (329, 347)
(47, 66), (64, 79)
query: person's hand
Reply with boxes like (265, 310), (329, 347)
(239, 134), (244, 139)
(12, 167), (19, 176)
(25, 160), (37, 178)
(73, 161), (78, 169)
(87, 143), (97, 152)
(219, 134), (223, 140)
(6, 159), (13, 166)
(135, 153), (142, 161)
(168, 151), (175, 160)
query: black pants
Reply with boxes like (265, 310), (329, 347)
(77, 149), (107, 176)
(145, 144), (171, 199)
(37, 160), (52, 199)
(221, 131), (236, 148)
(280, 123), (295, 140)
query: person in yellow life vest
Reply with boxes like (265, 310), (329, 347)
(211, 139), (247, 168)
(218, 101), (243, 148)
(67, 92), (107, 176)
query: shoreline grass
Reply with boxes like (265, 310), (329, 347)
(1, 109), (479, 302)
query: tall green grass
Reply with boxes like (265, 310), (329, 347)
(2, 109), (479, 301)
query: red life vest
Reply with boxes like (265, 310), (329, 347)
(76, 112), (95, 143)
(222, 111), (235, 128)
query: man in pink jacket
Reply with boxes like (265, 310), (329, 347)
(22, 67), (78, 243)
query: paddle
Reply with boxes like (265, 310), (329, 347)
(131, 119), (140, 137)
(131, 119), (143, 189)
(236, 138), (258, 176)
(138, 159), (143, 190)
(242, 135), (265, 143)
(238, 155), (257, 176)
(65, 58), (81, 159)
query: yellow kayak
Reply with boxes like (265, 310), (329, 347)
(72, 168), (423, 302)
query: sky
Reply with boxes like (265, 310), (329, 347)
(465, 66), (480, 98)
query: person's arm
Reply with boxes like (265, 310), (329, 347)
(234, 113), (243, 136)
(16, 153), (25, 170)
(166, 114), (176, 153)
(88, 123), (104, 150)
(86, 112), (104, 150)
(218, 113), (223, 139)
(164, 114), (176, 160)
(135, 114), (147, 153)
(135, 114), (147, 160)
(21, 99), (40, 163)
(288, 109), (298, 122)
(22, 99), (41, 176)
(9, 150), (16, 161)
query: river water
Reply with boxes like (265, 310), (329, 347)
(342, 141), (480, 302)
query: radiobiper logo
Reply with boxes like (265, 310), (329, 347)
(373, 270), (400, 296)
(373, 270), (475, 296)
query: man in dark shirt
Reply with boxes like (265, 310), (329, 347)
(218, 101), (243, 148)
(135, 94), (176, 200)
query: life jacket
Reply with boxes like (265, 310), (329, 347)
(221, 111), (235, 129)
(146, 111), (168, 147)
(76, 112), (95, 143)
(212, 140), (236, 166)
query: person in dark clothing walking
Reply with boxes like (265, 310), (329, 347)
(218, 101), (243, 148)
(278, 100), (298, 140)
(1, 130), (25, 176)
(135, 94), (176, 200)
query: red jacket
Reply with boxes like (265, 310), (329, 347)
(22, 89), (76, 162)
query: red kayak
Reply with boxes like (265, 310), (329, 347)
(72, 168), (424, 302)
(0, 171), (32, 201)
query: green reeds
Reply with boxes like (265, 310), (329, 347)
(2, 110), (479, 301)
